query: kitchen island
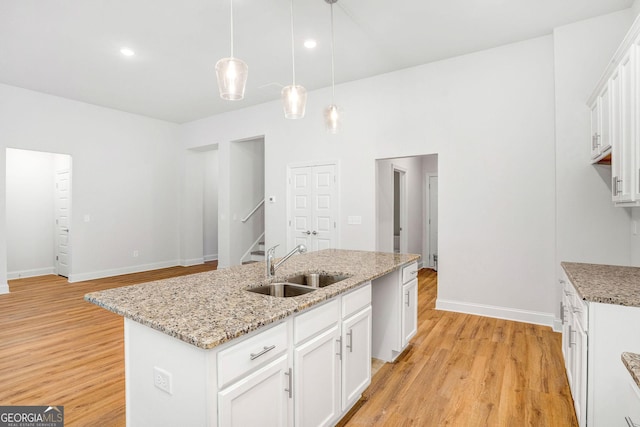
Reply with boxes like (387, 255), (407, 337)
(86, 249), (420, 426)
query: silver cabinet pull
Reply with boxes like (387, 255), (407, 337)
(560, 302), (565, 324)
(346, 330), (353, 353)
(569, 326), (576, 346)
(559, 279), (566, 284)
(284, 368), (293, 399)
(250, 345), (276, 360)
(405, 291), (410, 307)
(336, 337), (342, 361)
(595, 133), (601, 146)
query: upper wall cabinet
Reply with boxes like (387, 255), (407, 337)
(588, 14), (640, 206)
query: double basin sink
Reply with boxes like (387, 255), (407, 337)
(246, 273), (351, 297)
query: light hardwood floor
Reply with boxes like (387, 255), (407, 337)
(0, 265), (577, 426)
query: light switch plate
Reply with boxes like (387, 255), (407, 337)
(347, 216), (362, 225)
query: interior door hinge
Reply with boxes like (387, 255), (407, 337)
(56, 256), (59, 261)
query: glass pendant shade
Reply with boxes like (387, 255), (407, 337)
(324, 104), (340, 133)
(282, 84), (307, 119)
(215, 57), (248, 101)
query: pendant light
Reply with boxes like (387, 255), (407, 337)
(282, 0), (307, 119)
(216, 0), (248, 101)
(324, 0), (340, 133)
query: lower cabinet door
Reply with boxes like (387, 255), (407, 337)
(573, 319), (587, 427)
(218, 354), (291, 427)
(401, 278), (418, 347)
(342, 306), (372, 411)
(294, 325), (341, 427)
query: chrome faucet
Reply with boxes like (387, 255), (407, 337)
(266, 244), (307, 277)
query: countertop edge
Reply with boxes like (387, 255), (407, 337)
(622, 352), (640, 389)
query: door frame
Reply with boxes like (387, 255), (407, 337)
(392, 164), (408, 254)
(286, 160), (341, 252)
(54, 167), (72, 277)
(423, 172), (438, 270)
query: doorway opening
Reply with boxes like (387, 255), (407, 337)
(375, 154), (438, 269)
(6, 148), (73, 280)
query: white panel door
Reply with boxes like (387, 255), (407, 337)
(291, 167), (313, 249)
(289, 164), (337, 251)
(55, 170), (71, 278)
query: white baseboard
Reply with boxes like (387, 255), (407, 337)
(0, 282), (9, 294)
(436, 298), (556, 329)
(180, 257), (205, 267)
(7, 267), (56, 280)
(552, 318), (563, 333)
(69, 260), (180, 283)
(204, 253), (218, 262)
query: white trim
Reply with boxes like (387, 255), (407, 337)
(180, 258), (205, 267)
(0, 282), (9, 294)
(68, 260), (181, 283)
(436, 298), (555, 328)
(7, 267), (56, 280)
(391, 164), (408, 254)
(204, 253), (218, 262)
(424, 173), (438, 270)
(552, 318), (563, 333)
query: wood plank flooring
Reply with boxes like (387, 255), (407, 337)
(340, 269), (577, 426)
(0, 264), (577, 426)
(0, 263), (216, 427)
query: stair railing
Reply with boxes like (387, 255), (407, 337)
(241, 199), (265, 223)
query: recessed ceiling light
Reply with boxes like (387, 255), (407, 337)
(304, 39), (317, 49)
(120, 47), (135, 57)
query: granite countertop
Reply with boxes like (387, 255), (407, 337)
(622, 352), (640, 389)
(561, 262), (640, 307)
(85, 249), (419, 350)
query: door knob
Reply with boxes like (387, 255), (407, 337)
(312, 231), (317, 235)
(305, 230), (311, 235)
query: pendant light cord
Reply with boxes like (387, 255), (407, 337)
(230, 0), (234, 57)
(290, 0), (296, 85)
(330, 2), (335, 103)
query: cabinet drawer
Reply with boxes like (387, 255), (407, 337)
(294, 298), (339, 345)
(402, 262), (418, 284)
(218, 321), (288, 389)
(342, 282), (371, 319)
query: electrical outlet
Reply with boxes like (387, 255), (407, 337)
(153, 367), (172, 394)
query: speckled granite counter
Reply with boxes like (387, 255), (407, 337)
(561, 262), (640, 307)
(622, 352), (640, 389)
(85, 249), (419, 350)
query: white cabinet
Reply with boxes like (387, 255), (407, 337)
(590, 83), (612, 160)
(293, 282), (372, 426)
(372, 262), (418, 362)
(561, 267), (640, 426)
(560, 273), (588, 427)
(219, 354), (292, 427)
(217, 321), (292, 427)
(293, 299), (341, 427)
(341, 306), (372, 411)
(588, 15), (640, 206)
(401, 278), (418, 347)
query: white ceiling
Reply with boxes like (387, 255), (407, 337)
(0, 0), (634, 123)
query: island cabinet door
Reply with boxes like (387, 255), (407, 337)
(294, 324), (341, 427)
(341, 306), (372, 411)
(401, 277), (418, 347)
(218, 354), (292, 427)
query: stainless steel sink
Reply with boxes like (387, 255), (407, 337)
(246, 283), (318, 297)
(284, 273), (351, 288)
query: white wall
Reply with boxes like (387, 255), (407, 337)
(203, 149), (219, 262)
(0, 84), (182, 286)
(554, 9), (635, 281)
(182, 35), (558, 325)
(6, 148), (57, 278)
